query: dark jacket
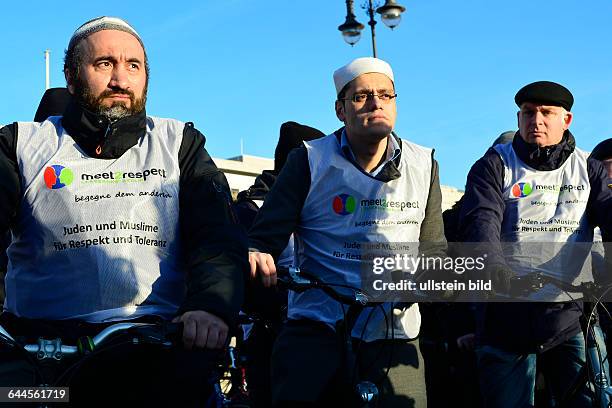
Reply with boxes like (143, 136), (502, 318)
(233, 170), (289, 322)
(459, 131), (612, 352)
(0, 101), (248, 328)
(234, 170), (277, 230)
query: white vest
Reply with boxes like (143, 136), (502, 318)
(6, 116), (183, 322)
(291, 133), (432, 341)
(494, 143), (593, 301)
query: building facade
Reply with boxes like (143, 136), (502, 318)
(214, 154), (464, 210)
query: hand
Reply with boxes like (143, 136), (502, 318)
(172, 310), (228, 350)
(249, 251), (277, 287)
(486, 264), (516, 295)
(456, 333), (476, 352)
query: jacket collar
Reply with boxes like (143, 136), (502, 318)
(333, 127), (402, 182)
(61, 100), (147, 159)
(512, 130), (575, 171)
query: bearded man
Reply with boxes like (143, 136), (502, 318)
(0, 16), (247, 407)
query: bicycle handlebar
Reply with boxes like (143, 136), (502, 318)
(0, 321), (182, 361)
(276, 266), (372, 307)
(510, 273), (612, 299)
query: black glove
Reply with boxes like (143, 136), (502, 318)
(485, 264), (516, 296)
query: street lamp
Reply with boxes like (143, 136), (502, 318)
(338, 0), (365, 47)
(377, 0), (406, 29)
(338, 0), (407, 58)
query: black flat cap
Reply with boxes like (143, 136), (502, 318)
(515, 81), (574, 111)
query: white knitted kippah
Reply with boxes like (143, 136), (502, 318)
(333, 57), (394, 95)
(68, 16), (143, 51)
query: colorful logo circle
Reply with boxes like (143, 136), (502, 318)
(511, 182), (532, 198)
(332, 194), (356, 215)
(44, 165), (74, 189)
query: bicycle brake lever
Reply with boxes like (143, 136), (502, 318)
(128, 323), (182, 347)
(354, 291), (369, 306)
(288, 267), (312, 285)
(277, 267), (314, 292)
(509, 273), (544, 297)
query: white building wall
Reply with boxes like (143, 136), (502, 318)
(440, 186), (464, 211)
(215, 154), (464, 209)
(224, 173), (258, 197)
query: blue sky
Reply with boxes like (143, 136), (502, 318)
(2, 0), (612, 188)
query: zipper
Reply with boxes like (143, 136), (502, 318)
(212, 177), (239, 224)
(96, 124), (112, 156)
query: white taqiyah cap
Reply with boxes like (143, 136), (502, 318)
(333, 57), (394, 95)
(68, 16), (143, 52)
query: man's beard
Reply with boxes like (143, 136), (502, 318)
(74, 76), (147, 122)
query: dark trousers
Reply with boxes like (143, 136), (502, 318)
(476, 329), (609, 408)
(271, 319), (427, 408)
(0, 313), (218, 408)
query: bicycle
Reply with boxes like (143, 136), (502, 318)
(511, 273), (612, 408)
(273, 265), (406, 408)
(0, 319), (219, 407)
(209, 265), (412, 407)
(209, 315), (258, 408)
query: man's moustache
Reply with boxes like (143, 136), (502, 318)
(98, 89), (134, 99)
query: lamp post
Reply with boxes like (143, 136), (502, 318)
(338, 0), (406, 58)
(44, 49), (50, 90)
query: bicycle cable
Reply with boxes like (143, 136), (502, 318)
(0, 330), (47, 386)
(564, 288), (598, 404)
(349, 291), (391, 386)
(552, 281), (611, 406)
(385, 302), (396, 384)
(354, 305), (378, 377)
(592, 284), (612, 366)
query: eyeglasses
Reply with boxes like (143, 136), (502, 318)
(342, 91), (398, 104)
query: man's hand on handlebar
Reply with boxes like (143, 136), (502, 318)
(485, 263), (516, 296)
(249, 251), (277, 287)
(172, 310), (228, 350)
